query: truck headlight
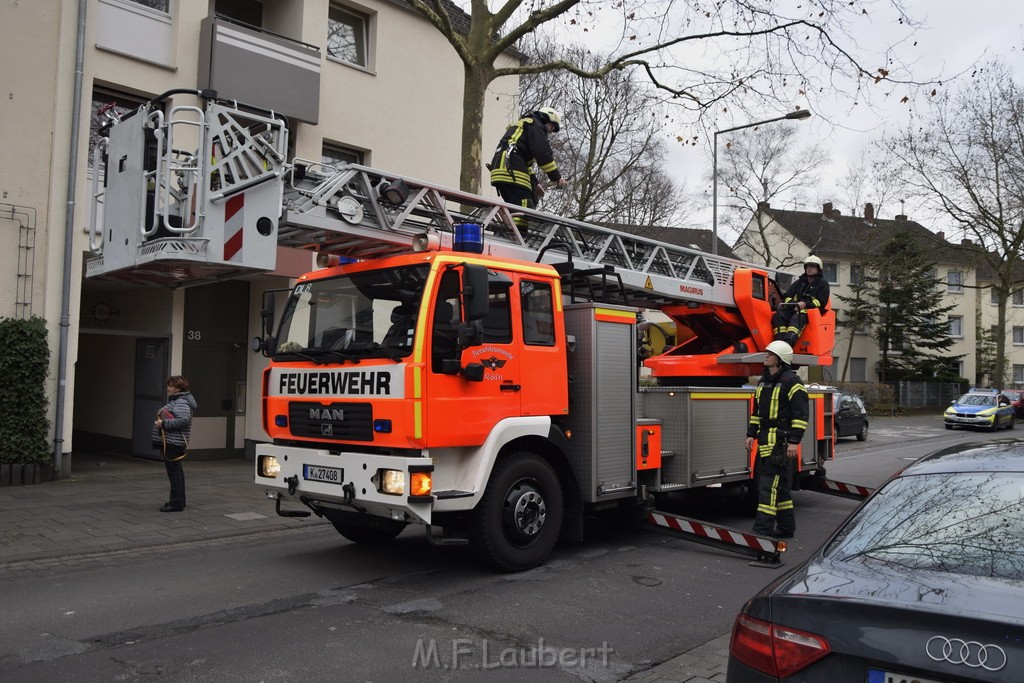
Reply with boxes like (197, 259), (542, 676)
(380, 469), (405, 495)
(258, 455), (281, 478)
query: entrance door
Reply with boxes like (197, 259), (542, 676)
(184, 280), (250, 457)
(133, 338), (168, 459)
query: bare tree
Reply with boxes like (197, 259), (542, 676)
(884, 61), (1024, 386)
(404, 0), (928, 194)
(834, 147), (904, 218)
(518, 43), (686, 225)
(722, 124), (829, 268)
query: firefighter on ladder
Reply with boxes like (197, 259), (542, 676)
(488, 106), (567, 231)
(745, 340), (808, 539)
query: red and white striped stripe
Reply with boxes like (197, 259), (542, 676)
(818, 479), (874, 499)
(646, 511), (778, 553)
(223, 193), (244, 261)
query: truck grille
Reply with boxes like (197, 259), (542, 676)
(288, 402), (373, 441)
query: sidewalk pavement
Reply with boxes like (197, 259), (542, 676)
(0, 451), (324, 579)
(0, 451), (731, 682)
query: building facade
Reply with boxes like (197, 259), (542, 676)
(0, 0), (519, 468)
(732, 202), (1024, 388)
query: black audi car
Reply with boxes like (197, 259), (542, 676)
(727, 439), (1024, 682)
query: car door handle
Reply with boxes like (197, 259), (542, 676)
(500, 383), (521, 392)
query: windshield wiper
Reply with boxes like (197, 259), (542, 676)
(345, 342), (408, 361)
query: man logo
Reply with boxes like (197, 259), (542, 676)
(482, 356), (507, 370)
(310, 408), (345, 421)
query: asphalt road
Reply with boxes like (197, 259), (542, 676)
(0, 412), (1010, 682)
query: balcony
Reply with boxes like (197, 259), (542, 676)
(199, 16), (321, 124)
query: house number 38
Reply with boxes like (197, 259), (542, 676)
(187, 330), (202, 340)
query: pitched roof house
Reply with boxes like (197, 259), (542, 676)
(731, 202), (1024, 386)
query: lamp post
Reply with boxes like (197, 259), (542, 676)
(712, 109), (812, 255)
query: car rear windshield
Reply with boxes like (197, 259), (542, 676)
(824, 472), (1024, 581)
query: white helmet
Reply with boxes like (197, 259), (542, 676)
(804, 255), (823, 270)
(765, 340), (794, 365)
(538, 106), (563, 132)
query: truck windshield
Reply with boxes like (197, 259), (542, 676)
(274, 264), (430, 362)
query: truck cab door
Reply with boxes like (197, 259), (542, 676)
(423, 269), (521, 447)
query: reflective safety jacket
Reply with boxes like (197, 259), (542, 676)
(781, 274), (830, 314)
(489, 115), (562, 191)
(746, 368), (808, 458)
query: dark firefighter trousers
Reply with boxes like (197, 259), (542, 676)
(752, 455), (795, 535)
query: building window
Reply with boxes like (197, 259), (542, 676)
(991, 288), (999, 305)
(849, 264), (863, 285)
(328, 5), (368, 67)
(850, 358), (866, 383)
(822, 262), (838, 284)
(1014, 290), (1024, 307)
(1015, 365), (1024, 384)
(127, 0), (170, 12)
(1014, 326), (1024, 345)
(948, 315), (963, 338)
(89, 88), (150, 169)
(952, 360), (964, 379)
(990, 325), (999, 339)
(322, 143), (364, 168)
(947, 270), (963, 293)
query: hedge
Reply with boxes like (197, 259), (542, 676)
(0, 317), (51, 465)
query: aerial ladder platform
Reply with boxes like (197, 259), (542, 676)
(87, 94), (833, 373)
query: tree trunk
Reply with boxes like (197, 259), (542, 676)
(460, 64), (493, 195)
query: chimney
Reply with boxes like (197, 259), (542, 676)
(833, 208), (842, 217)
(937, 231), (945, 241)
(823, 202), (833, 218)
(757, 201), (770, 212)
(895, 214), (907, 223)
(864, 203), (874, 223)
(961, 238), (973, 246)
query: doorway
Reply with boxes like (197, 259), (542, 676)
(133, 338), (169, 459)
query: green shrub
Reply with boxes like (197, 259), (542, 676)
(0, 317), (51, 465)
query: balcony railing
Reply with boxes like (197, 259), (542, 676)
(199, 16), (321, 124)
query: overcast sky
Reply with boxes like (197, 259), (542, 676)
(545, 0), (1023, 240)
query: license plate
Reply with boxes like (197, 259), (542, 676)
(866, 668), (945, 683)
(303, 464), (344, 484)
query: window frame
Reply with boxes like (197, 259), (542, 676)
(321, 143), (365, 168)
(327, 4), (371, 69)
(849, 263), (863, 286)
(946, 269), (963, 294)
(1014, 290), (1024, 307)
(520, 280), (556, 347)
(1014, 326), (1024, 345)
(948, 315), (963, 338)
(822, 262), (839, 284)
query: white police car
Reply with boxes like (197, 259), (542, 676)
(944, 391), (1015, 431)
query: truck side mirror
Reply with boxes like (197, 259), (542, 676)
(463, 264), (488, 321)
(261, 289), (277, 335)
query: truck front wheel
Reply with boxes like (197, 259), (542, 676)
(470, 452), (564, 572)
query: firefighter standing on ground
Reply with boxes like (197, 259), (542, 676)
(745, 340), (808, 539)
(489, 107), (567, 230)
(772, 255), (830, 347)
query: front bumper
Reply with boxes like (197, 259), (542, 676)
(944, 413), (995, 428)
(255, 444), (434, 525)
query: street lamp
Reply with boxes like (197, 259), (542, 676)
(712, 109), (812, 255)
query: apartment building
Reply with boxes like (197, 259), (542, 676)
(0, 0), (519, 468)
(732, 202), (1024, 387)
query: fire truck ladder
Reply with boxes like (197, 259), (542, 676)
(277, 160), (785, 309)
(643, 508), (787, 568)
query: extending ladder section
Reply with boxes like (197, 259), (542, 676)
(86, 98), (782, 302)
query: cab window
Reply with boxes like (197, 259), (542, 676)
(521, 280), (555, 346)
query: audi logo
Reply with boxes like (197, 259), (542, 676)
(926, 636), (1007, 672)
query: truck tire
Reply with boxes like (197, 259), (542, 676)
(469, 451), (563, 572)
(331, 520), (405, 545)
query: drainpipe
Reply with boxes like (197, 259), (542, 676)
(54, 0), (88, 472)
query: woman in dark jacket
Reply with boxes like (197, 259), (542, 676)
(152, 375), (197, 512)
